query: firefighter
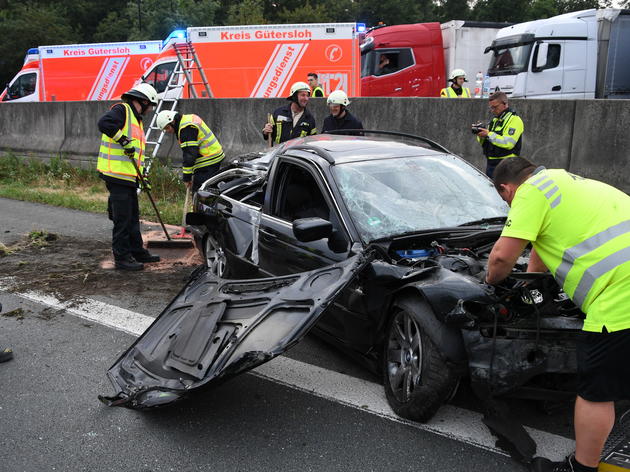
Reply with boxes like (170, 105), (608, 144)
(486, 157), (630, 472)
(440, 69), (471, 98)
(96, 83), (160, 271)
(474, 91), (524, 178)
(321, 90), (363, 133)
(262, 82), (317, 145)
(156, 110), (224, 193)
(307, 72), (325, 97)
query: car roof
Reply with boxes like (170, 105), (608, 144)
(281, 134), (449, 165)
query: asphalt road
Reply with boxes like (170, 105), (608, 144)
(0, 198), (577, 471)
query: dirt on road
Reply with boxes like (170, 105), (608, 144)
(0, 230), (202, 303)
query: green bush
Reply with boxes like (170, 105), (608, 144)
(0, 153), (187, 225)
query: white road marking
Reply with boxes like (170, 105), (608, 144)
(1, 283), (575, 460)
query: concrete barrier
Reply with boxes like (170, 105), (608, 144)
(0, 97), (628, 192)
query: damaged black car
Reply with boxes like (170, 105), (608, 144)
(101, 133), (582, 432)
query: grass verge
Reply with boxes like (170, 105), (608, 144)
(0, 154), (186, 225)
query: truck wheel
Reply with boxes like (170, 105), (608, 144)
(383, 302), (457, 422)
(204, 235), (229, 278)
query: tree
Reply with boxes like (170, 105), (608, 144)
(525, 0), (559, 21)
(472, 0), (532, 22)
(276, 1), (334, 23)
(226, 0), (267, 25)
(96, 0), (220, 42)
(355, 0), (437, 26)
(0, 2), (78, 87)
(435, 0), (471, 22)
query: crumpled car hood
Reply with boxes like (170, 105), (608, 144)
(99, 252), (371, 409)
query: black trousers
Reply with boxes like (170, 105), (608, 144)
(485, 159), (500, 178)
(106, 180), (145, 260)
(191, 162), (222, 193)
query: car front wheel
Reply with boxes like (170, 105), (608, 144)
(383, 302), (457, 422)
(204, 235), (229, 277)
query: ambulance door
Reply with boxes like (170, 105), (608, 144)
(2, 71), (39, 102)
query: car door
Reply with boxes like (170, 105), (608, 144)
(257, 157), (374, 351)
(257, 157), (350, 275)
(100, 253), (370, 409)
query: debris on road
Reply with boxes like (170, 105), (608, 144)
(0, 232), (201, 304)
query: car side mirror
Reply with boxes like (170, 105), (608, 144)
(293, 217), (332, 242)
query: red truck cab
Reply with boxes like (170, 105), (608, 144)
(360, 23), (445, 97)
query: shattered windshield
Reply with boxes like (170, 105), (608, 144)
(332, 155), (508, 241)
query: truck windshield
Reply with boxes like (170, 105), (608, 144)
(487, 43), (533, 76)
(332, 155), (508, 242)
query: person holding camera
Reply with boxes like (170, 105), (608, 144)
(473, 91), (524, 178)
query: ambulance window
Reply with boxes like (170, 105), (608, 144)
(3, 73), (37, 101)
(144, 62), (176, 93)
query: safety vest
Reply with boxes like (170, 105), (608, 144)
(440, 86), (471, 98)
(482, 109), (523, 159)
(97, 103), (145, 183)
(178, 114), (224, 175)
(311, 86), (325, 97)
(503, 168), (630, 332)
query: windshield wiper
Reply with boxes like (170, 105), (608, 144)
(458, 216), (507, 227)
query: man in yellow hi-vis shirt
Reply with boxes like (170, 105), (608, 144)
(485, 157), (630, 472)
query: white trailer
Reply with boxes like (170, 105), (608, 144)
(441, 20), (507, 96)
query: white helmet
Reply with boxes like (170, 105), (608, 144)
(122, 82), (158, 105)
(288, 81), (311, 98)
(156, 110), (178, 130)
(449, 69), (467, 82)
(327, 90), (350, 107)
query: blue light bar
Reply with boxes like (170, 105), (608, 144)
(357, 23), (366, 33)
(27, 48), (39, 54)
(163, 29), (187, 46)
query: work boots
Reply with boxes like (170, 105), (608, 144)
(114, 255), (144, 271)
(132, 251), (161, 263)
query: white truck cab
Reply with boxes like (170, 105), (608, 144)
(486, 9), (630, 99)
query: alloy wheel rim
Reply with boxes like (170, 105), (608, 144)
(205, 237), (226, 277)
(387, 311), (422, 403)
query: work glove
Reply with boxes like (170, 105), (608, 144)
(123, 142), (135, 158)
(139, 177), (152, 191)
(118, 137), (135, 157)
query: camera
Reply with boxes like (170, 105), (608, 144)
(471, 122), (485, 134)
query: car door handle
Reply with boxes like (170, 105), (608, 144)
(394, 87), (402, 91)
(552, 85), (561, 91)
(259, 229), (276, 240)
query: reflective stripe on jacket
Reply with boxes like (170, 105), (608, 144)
(440, 86), (471, 98)
(477, 109), (524, 159)
(97, 103), (145, 183)
(502, 167), (630, 332)
(178, 114), (224, 175)
(265, 104), (317, 145)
